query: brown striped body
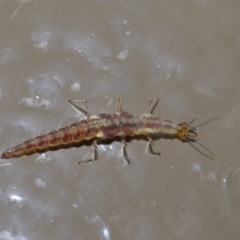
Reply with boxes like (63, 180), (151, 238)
(1, 111), (179, 159)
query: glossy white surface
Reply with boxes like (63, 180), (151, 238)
(0, 1), (239, 239)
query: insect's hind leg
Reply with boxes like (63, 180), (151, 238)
(67, 99), (90, 120)
(121, 138), (131, 165)
(78, 140), (98, 164)
(146, 135), (161, 156)
(147, 98), (159, 114)
(117, 93), (122, 112)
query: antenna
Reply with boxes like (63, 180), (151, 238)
(188, 110), (218, 126)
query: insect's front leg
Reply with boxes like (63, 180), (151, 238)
(145, 135), (161, 156)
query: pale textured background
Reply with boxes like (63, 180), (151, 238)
(0, 0), (240, 239)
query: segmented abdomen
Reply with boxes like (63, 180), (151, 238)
(1, 112), (133, 159)
(1, 119), (99, 159)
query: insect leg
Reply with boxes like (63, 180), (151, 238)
(146, 136), (161, 156)
(117, 93), (122, 112)
(67, 99), (90, 120)
(147, 98), (159, 114)
(78, 140), (98, 164)
(121, 138), (130, 165)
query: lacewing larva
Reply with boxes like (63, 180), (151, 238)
(1, 94), (215, 164)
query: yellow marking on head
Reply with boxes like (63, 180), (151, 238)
(177, 123), (198, 141)
(177, 123), (189, 141)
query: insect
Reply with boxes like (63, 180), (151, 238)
(1, 94), (215, 163)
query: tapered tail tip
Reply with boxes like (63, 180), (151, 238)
(1, 151), (10, 159)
